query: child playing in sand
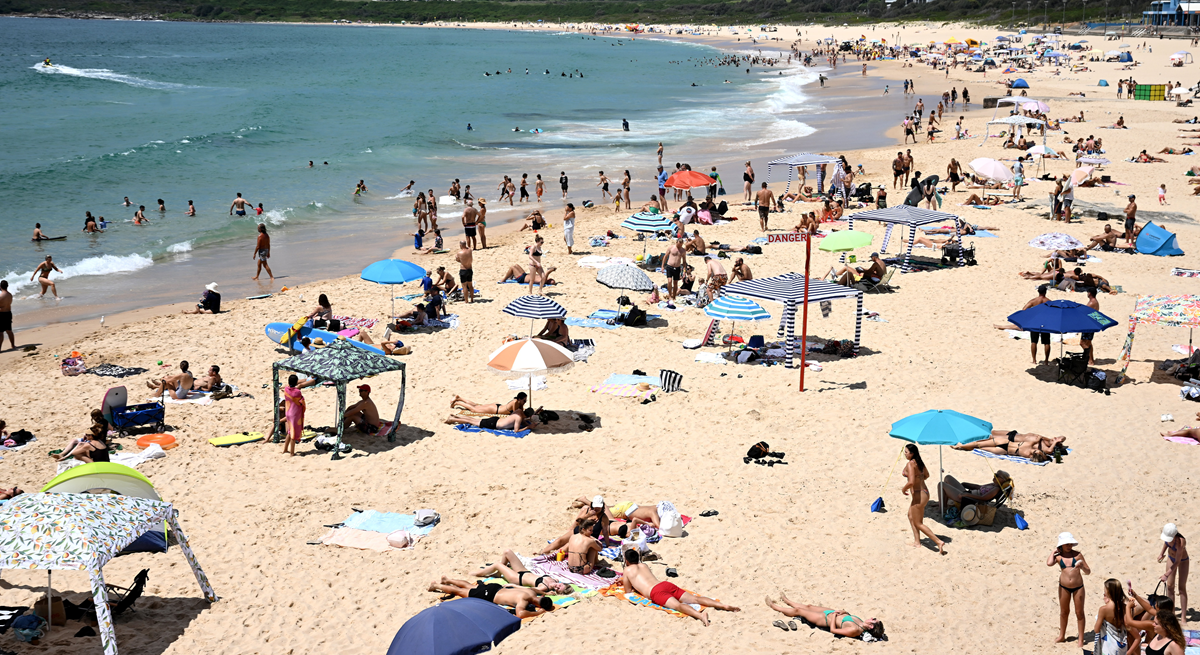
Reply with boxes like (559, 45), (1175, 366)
(1160, 184), (1168, 205)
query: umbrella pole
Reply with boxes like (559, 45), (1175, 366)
(800, 235), (812, 391)
(938, 446), (945, 515)
(46, 571), (51, 635)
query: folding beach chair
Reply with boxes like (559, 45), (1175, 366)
(853, 268), (896, 293)
(1056, 352), (1089, 387)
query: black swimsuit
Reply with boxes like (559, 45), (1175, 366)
(468, 582), (503, 603)
(1058, 556), (1083, 593)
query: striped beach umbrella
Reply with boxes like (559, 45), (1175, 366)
(486, 338), (574, 404)
(596, 264), (655, 292)
(502, 295), (566, 319)
(705, 294), (771, 352)
(620, 212), (674, 233)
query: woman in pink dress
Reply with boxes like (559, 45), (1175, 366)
(283, 374), (305, 456)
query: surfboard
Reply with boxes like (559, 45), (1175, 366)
(246, 294), (272, 300)
(264, 322), (387, 356)
(279, 315), (309, 348)
(209, 431), (263, 447)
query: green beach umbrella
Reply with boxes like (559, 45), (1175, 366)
(818, 230), (873, 252)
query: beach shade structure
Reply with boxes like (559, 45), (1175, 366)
(764, 153), (844, 197)
(596, 263), (656, 293)
(503, 295), (567, 338)
(486, 338), (574, 404)
(968, 158), (1015, 183)
(361, 259), (426, 318)
(1119, 295), (1200, 381)
(998, 96), (1050, 113)
(723, 272), (864, 381)
(0, 493), (217, 651)
(704, 294), (771, 351)
(1011, 78), (1030, 88)
(890, 409), (993, 510)
(1028, 232), (1084, 251)
(1070, 166), (1095, 187)
(42, 463), (168, 554)
(1099, 79), (1109, 86)
(983, 115), (1046, 142)
(664, 170), (716, 190)
(273, 338), (406, 458)
(1136, 222), (1184, 257)
(1172, 51), (1194, 64)
(387, 598), (520, 655)
(846, 205), (967, 271)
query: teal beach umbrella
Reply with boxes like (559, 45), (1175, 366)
(889, 409), (992, 510)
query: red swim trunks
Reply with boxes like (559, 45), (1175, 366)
(649, 581), (686, 607)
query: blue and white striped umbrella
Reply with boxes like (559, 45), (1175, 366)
(502, 295), (567, 319)
(620, 212), (675, 233)
(703, 295), (771, 322)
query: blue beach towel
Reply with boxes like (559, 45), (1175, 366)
(974, 229), (999, 237)
(453, 423), (529, 438)
(341, 510), (439, 536)
(972, 448), (1071, 467)
(565, 317), (620, 330)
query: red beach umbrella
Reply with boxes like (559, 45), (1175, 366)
(664, 170), (716, 190)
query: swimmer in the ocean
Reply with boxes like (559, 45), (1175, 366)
(230, 193), (251, 217)
(32, 223), (46, 241)
(513, 127), (521, 132)
(466, 123), (473, 131)
(133, 206), (148, 225)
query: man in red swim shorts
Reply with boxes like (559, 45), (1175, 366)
(621, 549), (740, 625)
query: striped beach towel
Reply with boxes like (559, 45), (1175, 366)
(517, 553), (621, 589)
(590, 384), (656, 402)
(972, 448), (1071, 467)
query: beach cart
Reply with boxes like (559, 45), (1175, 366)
(103, 386), (166, 437)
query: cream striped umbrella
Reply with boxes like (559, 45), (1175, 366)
(486, 338), (574, 404)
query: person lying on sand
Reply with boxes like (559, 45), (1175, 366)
(1020, 261), (1065, 280)
(624, 550), (739, 625)
(451, 392), (527, 416)
(1136, 150), (1168, 163)
(582, 499), (678, 531)
(535, 317), (571, 347)
(1045, 248), (1088, 260)
(961, 193), (1003, 206)
(499, 264), (557, 286)
(191, 364), (223, 391)
(966, 178), (1006, 190)
(765, 593), (885, 639)
(926, 222), (996, 236)
(901, 230), (957, 248)
(780, 186), (817, 203)
(0, 486), (23, 500)
(1071, 268), (1118, 295)
(343, 385), (380, 434)
(1163, 427), (1200, 443)
(146, 360), (194, 400)
(538, 517), (603, 574)
(1173, 117), (1199, 124)
(473, 550), (572, 595)
(428, 577), (553, 618)
(952, 430), (1065, 461)
(1160, 147), (1194, 155)
(445, 409), (536, 432)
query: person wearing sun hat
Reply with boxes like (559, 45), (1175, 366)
(1156, 523), (1189, 626)
(182, 282), (221, 314)
(1048, 531), (1090, 645)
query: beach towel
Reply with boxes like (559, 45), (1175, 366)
(332, 316), (378, 329)
(591, 384), (657, 402)
(568, 339), (596, 362)
(973, 447), (1070, 466)
(426, 314), (459, 329)
(56, 443), (166, 474)
(84, 364), (148, 379)
(397, 293), (424, 302)
(602, 374), (661, 387)
(974, 229), (999, 237)
(1165, 435), (1200, 445)
(517, 553), (620, 589)
(150, 392), (213, 406)
(341, 510), (439, 537)
(694, 352), (727, 365)
(453, 423), (529, 438)
(565, 317), (619, 330)
(598, 582), (708, 618)
(507, 376), (548, 391)
(1173, 267), (1200, 278)
(317, 527), (413, 552)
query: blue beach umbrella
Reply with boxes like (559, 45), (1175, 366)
(705, 294), (771, 350)
(1007, 299), (1117, 335)
(890, 409), (993, 502)
(362, 258), (426, 318)
(387, 598), (520, 655)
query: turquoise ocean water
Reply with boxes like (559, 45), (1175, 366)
(0, 18), (905, 326)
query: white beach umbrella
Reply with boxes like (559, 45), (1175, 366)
(1027, 145), (1060, 157)
(968, 158), (1015, 182)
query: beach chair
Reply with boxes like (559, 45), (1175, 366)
(1056, 352), (1089, 387)
(80, 569), (149, 618)
(853, 268), (896, 293)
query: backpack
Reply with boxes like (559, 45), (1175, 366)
(746, 441), (770, 459)
(623, 305), (648, 327)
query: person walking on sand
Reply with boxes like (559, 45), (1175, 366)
(528, 234), (546, 295)
(30, 255), (62, 299)
(456, 239), (475, 303)
(597, 171), (612, 201)
(755, 183), (775, 232)
(743, 161), (755, 202)
(0, 280), (14, 351)
(1159, 183), (1168, 206)
(252, 223), (274, 281)
(1157, 523), (1189, 626)
(900, 444), (946, 554)
(281, 374), (305, 456)
(230, 192), (251, 217)
(622, 549), (739, 625)
(1049, 532), (1090, 644)
(462, 199), (479, 250)
(562, 203), (576, 255)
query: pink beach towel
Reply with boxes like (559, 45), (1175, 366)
(1164, 435), (1200, 445)
(518, 553), (622, 589)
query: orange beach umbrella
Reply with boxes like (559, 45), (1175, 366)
(664, 170), (716, 190)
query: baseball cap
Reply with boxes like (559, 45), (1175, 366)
(591, 495), (605, 508)
(357, 384), (371, 393)
(1161, 523), (1179, 543)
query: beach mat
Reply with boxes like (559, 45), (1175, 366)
(341, 510), (439, 537)
(598, 582), (714, 618)
(1165, 435), (1200, 445)
(972, 447), (1071, 466)
(317, 527), (407, 552)
(516, 553), (620, 589)
(453, 423), (529, 438)
(590, 384), (656, 401)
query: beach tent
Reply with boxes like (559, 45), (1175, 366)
(1119, 295), (1200, 381)
(272, 338), (406, 459)
(764, 153), (844, 196)
(722, 273), (863, 368)
(847, 205), (967, 272)
(0, 493), (216, 653)
(42, 463), (168, 554)
(1011, 78), (1030, 88)
(1172, 51), (1194, 64)
(1118, 52), (1133, 62)
(1136, 222), (1184, 257)
(1099, 79), (1110, 86)
(984, 115), (1046, 142)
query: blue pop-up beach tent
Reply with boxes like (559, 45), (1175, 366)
(1118, 52), (1133, 62)
(1136, 221), (1184, 256)
(1011, 78), (1030, 88)
(1098, 79), (1109, 87)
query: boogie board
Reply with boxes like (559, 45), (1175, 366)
(33, 236), (66, 241)
(264, 322), (387, 356)
(209, 431), (263, 447)
(100, 385), (128, 423)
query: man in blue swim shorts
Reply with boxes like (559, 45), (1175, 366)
(229, 192), (251, 217)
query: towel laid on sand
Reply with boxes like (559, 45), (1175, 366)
(425, 314), (459, 329)
(453, 423), (530, 438)
(603, 374), (661, 387)
(599, 582), (700, 618)
(318, 527), (410, 552)
(565, 317), (620, 330)
(973, 447), (1071, 466)
(517, 553), (620, 589)
(57, 443), (166, 474)
(1173, 267), (1200, 278)
(149, 392), (213, 406)
(694, 352), (728, 365)
(1165, 435), (1200, 445)
(332, 316), (378, 329)
(591, 384), (656, 401)
(341, 510), (439, 537)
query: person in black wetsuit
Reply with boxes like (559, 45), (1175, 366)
(427, 578), (554, 618)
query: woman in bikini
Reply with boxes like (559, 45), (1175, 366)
(765, 593), (886, 640)
(538, 517), (611, 572)
(306, 293), (333, 324)
(1049, 532), (1091, 644)
(1095, 578), (1133, 655)
(450, 393), (527, 416)
(427, 190), (439, 232)
(476, 198), (488, 249)
(473, 550), (571, 595)
(1157, 523), (1189, 626)
(53, 410), (111, 463)
(528, 234), (545, 294)
(900, 444), (946, 554)
(414, 193), (428, 232)
(952, 430), (1062, 462)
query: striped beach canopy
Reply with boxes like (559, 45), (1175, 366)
(703, 295), (771, 322)
(723, 272), (862, 304)
(502, 295), (566, 320)
(620, 212), (674, 233)
(596, 264), (655, 292)
(848, 205), (959, 227)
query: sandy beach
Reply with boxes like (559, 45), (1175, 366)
(2, 20), (1200, 654)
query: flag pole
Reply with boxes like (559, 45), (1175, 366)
(800, 233), (812, 391)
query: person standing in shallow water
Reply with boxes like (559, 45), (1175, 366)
(900, 444), (945, 554)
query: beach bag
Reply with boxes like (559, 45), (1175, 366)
(386, 530), (413, 549)
(623, 306), (648, 327)
(1147, 581), (1170, 608)
(717, 186), (726, 195)
(747, 441), (771, 459)
(414, 509), (440, 527)
(61, 357), (86, 376)
(658, 505), (684, 538)
(659, 370), (682, 393)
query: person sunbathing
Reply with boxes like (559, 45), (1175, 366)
(952, 430), (1065, 461)
(1046, 248), (1088, 260)
(146, 360), (194, 399)
(537, 517), (603, 574)
(765, 593), (885, 640)
(927, 222), (996, 236)
(900, 230), (955, 248)
(499, 264), (558, 286)
(1087, 225), (1120, 250)
(534, 317), (570, 347)
(1160, 147), (1194, 155)
(1136, 150), (1167, 163)
(390, 304), (429, 327)
(939, 470), (1011, 507)
(780, 186), (816, 202)
(961, 192), (1002, 206)
(966, 178), (1005, 190)
(1162, 427), (1200, 443)
(452, 393), (527, 416)
(0, 486), (23, 500)
(428, 577), (553, 618)
(833, 253), (886, 287)
(473, 550), (572, 595)
(192, 364), (223, 391)
(1020, 260), (1065, 280)
(623, 549), (738, 625)
(1173, 117), (1200, 123)
(444, 408), (536, 432)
